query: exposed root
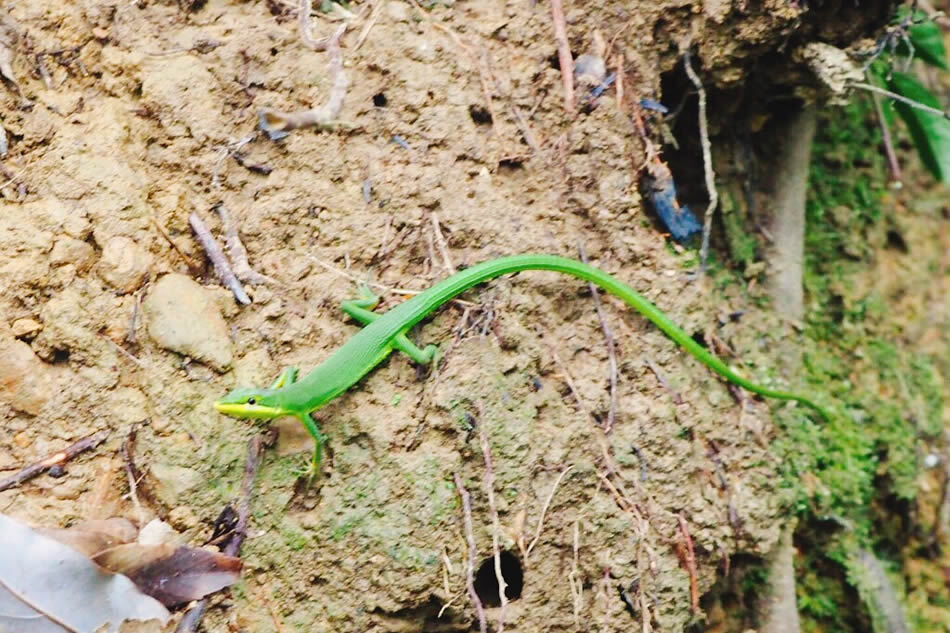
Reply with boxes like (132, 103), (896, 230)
(454, 472), (488, 633)
(681, 49), (718, 273)
(479, 419), (508, 632)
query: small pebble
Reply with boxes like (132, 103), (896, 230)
(11, 318), (42, 339)
(923, 453), (940, 468)
(12, 431), (30, 448)
(98, 235), (152, 293)
(168, 505), (199, 531)
(139, 518), (181, 545)
(50, 237), (95, 271)
(0, 338), (58, 414)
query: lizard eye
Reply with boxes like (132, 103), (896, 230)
(247, 398), (256, 405)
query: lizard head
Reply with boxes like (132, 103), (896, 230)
(214, 387), (286, 420)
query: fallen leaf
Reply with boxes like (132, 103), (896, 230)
(0, 514), (170, 633)
(95, 543), (242, 607)
(39, 517), (243, 607)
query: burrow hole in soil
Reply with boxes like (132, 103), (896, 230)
(473, 550), (524, 606)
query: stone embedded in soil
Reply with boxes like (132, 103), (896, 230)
(97, 235), (152, 293)
(0, 337), (59, 414)
(143, 274), (233, 371)
(49, 237), (96, 271)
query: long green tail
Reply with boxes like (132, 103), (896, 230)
(379, 255), (829, 421)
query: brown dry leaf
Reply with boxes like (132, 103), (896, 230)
(95, 543), (242, 607)
(40, 517), (243, 607)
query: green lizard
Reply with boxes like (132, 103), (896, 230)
(215, 254), (829, 476)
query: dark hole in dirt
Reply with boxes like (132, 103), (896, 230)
(269, 47), (278, 56)
(469, 104), (493, 125)
(690, 331), (708, 349)
(473, 551), (523, 606)
(885, 229), (908, 253)
(52, 348), (70, 364)
(498, 157), (523, 170)
(372, 92), (387, 107)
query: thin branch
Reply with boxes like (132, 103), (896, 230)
(851, 81), (950, 119)
(355, 0), (383, 50)
(259, 24), (349, 139)
(479, 421), (508, 632)
(577, 244), (618, 433)
(0, 430), (109, 492)
(454, 472), (488, 633)
(189, 212), (251, 305)
(869, 86), (902, 183)
(214, 204), (276, 285)
(682, 50), (718, 273)
(676, 513), (699, 613)
(176, 436), (264, 633)
(550, 0), (575, 115)
(121, 422), (145, 525)
(298, 0), (334, 51)
(306, 255), (423, 295)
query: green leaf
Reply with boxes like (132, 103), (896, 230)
(887, 72), (950, 183)
(908, 19), (949, 69)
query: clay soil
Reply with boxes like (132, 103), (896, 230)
(0, 1), (928, 632)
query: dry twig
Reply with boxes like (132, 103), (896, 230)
(550, 0), (575, 114)
(0, 430), (109, 492)
(676, 513), (699, 613)
(867, 84), (903, 183)
(454, 472), (488, 633)
(355, 0), (384, 50)
(121, 422), (146, 524)
(189, 211), (251, 305)
(214, 204), (275, 285)
(682, 50), (718, 273)
(176, 436), (264, 633)
(259, 23), (349, 139)
(298, 0), (335, 51)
